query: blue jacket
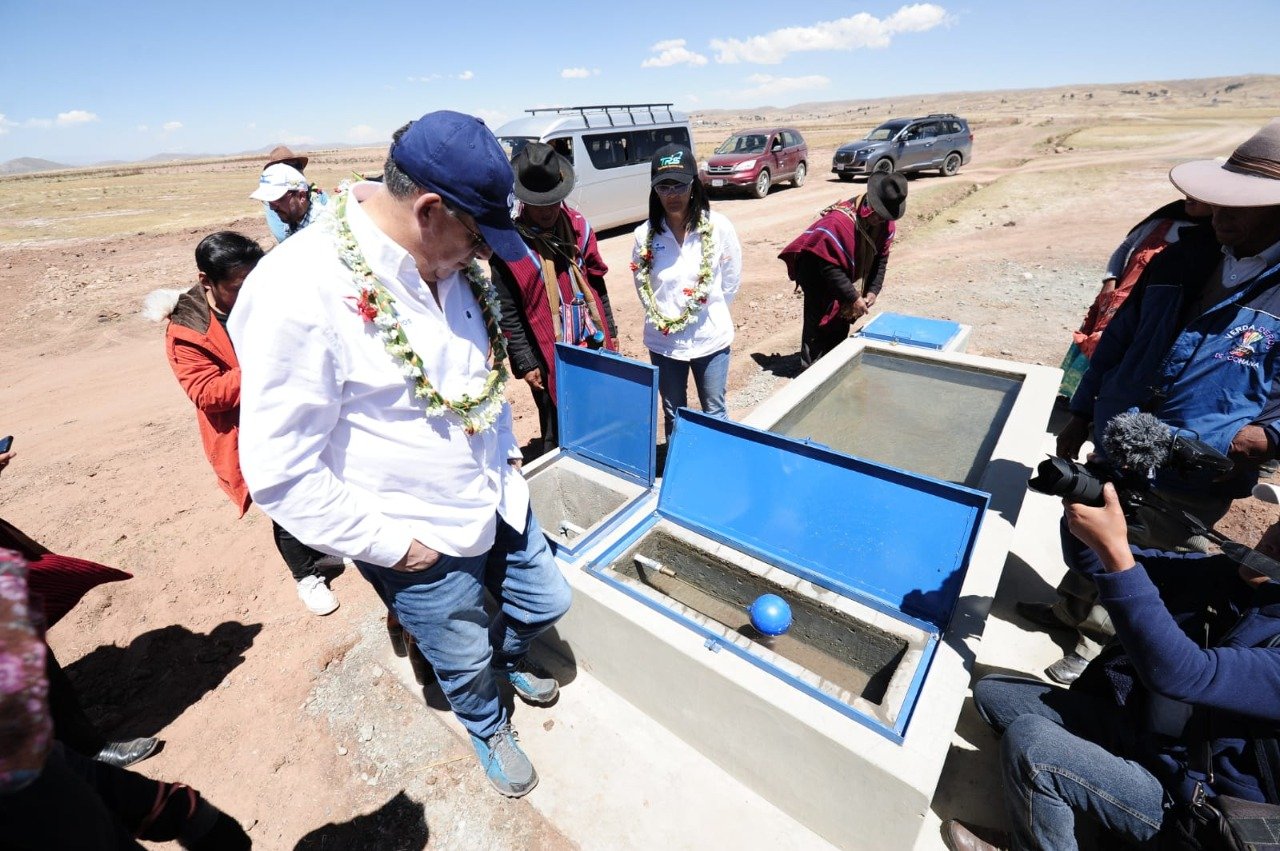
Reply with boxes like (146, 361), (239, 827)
(263, 188), (329, 244)
(1072, 225), (1280, 497)
(1075, 547), (1280, 804)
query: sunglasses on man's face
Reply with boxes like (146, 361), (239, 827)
(445, 206), (489, 253)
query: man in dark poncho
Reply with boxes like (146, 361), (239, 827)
(778, 171), (907, 368)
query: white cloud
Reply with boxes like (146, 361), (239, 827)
(711, 3), (950, 64)
(730, 73), (831, 102)
(641, 39), (708, 68)
(0, 114), (12, 135)
(23, 118), (52, 129)
(456, 70), (474, 81)
(408, 73), (442, 83)
(136, 124), (149, 132)
(162, 121), (183, 132)
(246, 122), (256, 130)
(347, 124), (382, 143)
(473, 108), (509, 128)
(56, 109), (99, 126)
(561, 67), (600, 79)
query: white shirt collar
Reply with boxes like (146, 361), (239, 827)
(347, 181), (422, 288)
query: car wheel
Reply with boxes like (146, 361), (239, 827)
(791, 162), (807, 187)
(872, 158), (894, 175)
(837, 174), (854, 182)
(941, 153), (962, 176)
(752, 169), (772, 199)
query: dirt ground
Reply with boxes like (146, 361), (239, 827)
(2, 75), (1279, 849)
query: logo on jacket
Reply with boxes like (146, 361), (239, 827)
(1216, 324), (1276, 367)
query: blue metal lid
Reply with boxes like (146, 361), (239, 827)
(658, 411), (987, 630)
(555, 344), (659, 487)
(859, 312), (961, 350)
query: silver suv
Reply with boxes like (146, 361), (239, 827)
(831, 114), (972, 180)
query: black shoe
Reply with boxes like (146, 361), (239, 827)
(1015, 601), (1073, 632)
(1045, 652), (1090, 686)
(93, 737), (160, 768)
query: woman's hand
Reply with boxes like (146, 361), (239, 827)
(0, 450), (14, 477)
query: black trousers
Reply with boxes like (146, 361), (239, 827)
(46, 647), (106, 757)
(799, 283), (852, 368)
(271, 520), (327, 581)
(531, 383), (559, 456)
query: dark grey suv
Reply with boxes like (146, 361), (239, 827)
(831, 114), (972, 180)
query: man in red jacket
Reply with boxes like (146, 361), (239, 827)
(489, 142), (616, 455)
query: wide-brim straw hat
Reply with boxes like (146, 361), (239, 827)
(1170, 119), (1280, 208)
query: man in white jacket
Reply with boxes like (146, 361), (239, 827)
(229, 111), (571, 799)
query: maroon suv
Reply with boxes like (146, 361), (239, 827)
(699, 127), (808, 199)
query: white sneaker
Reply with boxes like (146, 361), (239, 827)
(297, 574), (339, 616)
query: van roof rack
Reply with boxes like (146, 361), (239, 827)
(926, 113), (957, 119)
(525, 103), (676, 128)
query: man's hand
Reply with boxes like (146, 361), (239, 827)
(523, 368), (545, 392)
(0, 450), (14, 477)
(839, 297), (870, 320)
(1099, 277), (1117, 296)
(392, 539), (440, 573)
(1064, 484), (1135, 573)
(1056, 415), (1091, 461)
(864, 292), (878, 308)
(1229, 424), (1271, 466)
(509, 456), (523, 471)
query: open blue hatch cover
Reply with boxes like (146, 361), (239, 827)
(555, 344), (659, 487)
(658, 410), (988, 630)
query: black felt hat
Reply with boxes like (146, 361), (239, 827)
(511, 142), (575, 206)
(866, 172), (908, 221)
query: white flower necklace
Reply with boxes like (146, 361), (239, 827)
(633, 213), (716, 335)
(333, 187), (509, 436)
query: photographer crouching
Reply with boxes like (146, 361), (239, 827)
(1019, 120), (1280, 684)
(944, 484), (1280, 851)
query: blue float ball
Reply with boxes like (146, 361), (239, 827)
(749, 594), (792, 637)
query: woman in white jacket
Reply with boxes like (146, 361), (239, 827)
(631, 144), (743, 438)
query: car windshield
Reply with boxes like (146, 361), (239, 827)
(715, 133), (768, 155)
(498, 136), (537, 159)
(865, 122), (908, 141)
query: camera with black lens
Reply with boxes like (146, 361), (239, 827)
(1027, 412), (1234, 509)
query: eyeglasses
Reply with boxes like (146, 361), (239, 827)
(654, 181), (691, 197)
(444, 206), (489, 253)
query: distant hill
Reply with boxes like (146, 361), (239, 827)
(0, 157), (71, 175)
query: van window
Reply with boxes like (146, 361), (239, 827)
(584, 132), (631, 170)
(548, 136), (574, 164)
(633, 127), (692, 161)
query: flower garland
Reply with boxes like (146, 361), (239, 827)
(632, 213), (715, 335)
(333, 188), (509, 436)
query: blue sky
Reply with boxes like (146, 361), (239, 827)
(2, 0), (1277, 164)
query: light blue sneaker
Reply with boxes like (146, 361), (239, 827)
(470, 723), (538, 797)
(502, 658), (559, 705)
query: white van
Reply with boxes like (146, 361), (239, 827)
(495, 103), (693, 231)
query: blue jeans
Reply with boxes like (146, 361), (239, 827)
(356, 508), (571, 740)
(649, 346), (730, 437)
(972, 675), (1167, 850)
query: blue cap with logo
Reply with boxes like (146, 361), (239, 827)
(390, 110), (523, 262)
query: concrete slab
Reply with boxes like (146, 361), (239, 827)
(382, 643), (833, 850)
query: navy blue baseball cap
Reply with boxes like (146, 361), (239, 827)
(390, 110), (523, 262)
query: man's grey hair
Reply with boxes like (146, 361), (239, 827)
(383, 122), (424, 200)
